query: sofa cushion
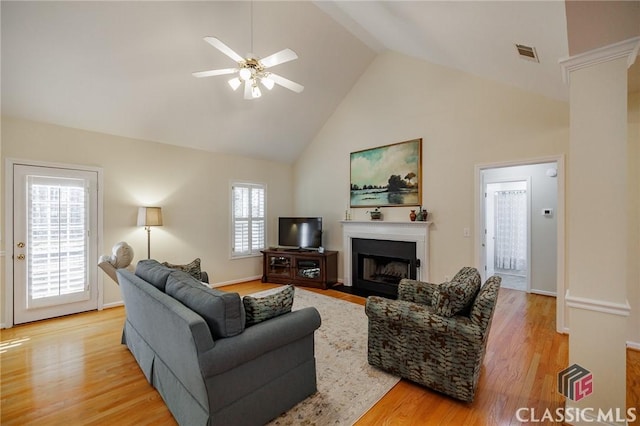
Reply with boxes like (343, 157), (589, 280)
(135, 259), (174, 291)
(165, 271), (245, 339)
(243, 285), (295, 326)
(433, 278), (481, 317)
(162, 258), (202, 281)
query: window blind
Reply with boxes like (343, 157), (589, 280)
(232, 183), (265, 257)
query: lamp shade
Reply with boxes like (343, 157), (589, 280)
(137, 207), (163, 227)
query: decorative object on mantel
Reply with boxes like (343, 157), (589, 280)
(409, 210), (417, 221)
(367, 207), (382, 220)
(350, 138), (422, 208)
(415, 206), (428, 221)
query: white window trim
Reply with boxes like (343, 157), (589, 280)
(230, 181), (266, 259)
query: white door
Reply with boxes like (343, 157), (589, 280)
(13, 164), (99, 324)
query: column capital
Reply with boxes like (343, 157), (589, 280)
(559, 36), (640, 83)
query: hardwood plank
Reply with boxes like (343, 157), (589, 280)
(1, 281), (638, 425)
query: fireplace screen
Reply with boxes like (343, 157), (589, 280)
(361, 255), (410, 285)
(352, 238), (417, 297)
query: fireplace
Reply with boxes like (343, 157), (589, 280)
(352, 238), (418, 297)
(341, 220), (431, 296)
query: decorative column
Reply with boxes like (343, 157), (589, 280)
(560, 37), (639, 424)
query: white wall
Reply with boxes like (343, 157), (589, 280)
(483, 162), (558, 295)
(293, 51), (569, 285)
(1, 116), (294, 316)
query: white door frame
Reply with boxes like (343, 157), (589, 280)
(474, 155), (566, 334)
(3, 158), (104, 329)
(483, 177), (532, 293)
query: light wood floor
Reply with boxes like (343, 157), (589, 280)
(2, 281), (638, 425)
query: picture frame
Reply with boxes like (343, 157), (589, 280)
(350, 138), (422, 208)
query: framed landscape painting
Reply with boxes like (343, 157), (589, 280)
(350, 138), (422, 208)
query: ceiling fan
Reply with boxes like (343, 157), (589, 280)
(193, 36), (304, 100)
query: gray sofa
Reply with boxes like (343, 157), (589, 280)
(117, 260), (321, 425)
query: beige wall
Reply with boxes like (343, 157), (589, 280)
(565, 0), (640, 56)
(1, 116), (293, 318)
(293, 51), (569, 285)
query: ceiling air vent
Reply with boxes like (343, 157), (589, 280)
(515, 44), (539, 62)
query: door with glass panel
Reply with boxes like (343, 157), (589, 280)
(13, 164), (99, 324)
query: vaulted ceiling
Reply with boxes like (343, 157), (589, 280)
(2, 1), (637, 163)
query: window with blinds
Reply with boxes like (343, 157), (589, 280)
(27, 176), (89, 307)
(231, 182), (265, 257)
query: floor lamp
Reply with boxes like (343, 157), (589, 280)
(137, 206), (163, 259)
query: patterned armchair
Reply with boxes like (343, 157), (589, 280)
(365, 267), (501, 402)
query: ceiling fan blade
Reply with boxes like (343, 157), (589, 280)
(203, 37), (244, 63)
(268, 73), (304, 93)
(192, 68), (237, 78)
(260, 48), (298, 68)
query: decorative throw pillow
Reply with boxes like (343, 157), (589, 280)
(162, 258), (202, 281)
(243, 285), (295, 326)
(433, 279), (481, 317)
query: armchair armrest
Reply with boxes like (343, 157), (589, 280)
(365, 296), (482, 342)
(398, 278), (439, 305)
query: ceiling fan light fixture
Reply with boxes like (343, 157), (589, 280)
(239, 67), (252, 81)
(261, 76), (275, 90)
(228, 77), (242, 91)
(251, 83), (262, 99)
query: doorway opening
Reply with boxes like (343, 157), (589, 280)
(476, 156), (565, 332)
(485, 181), (529, 291)
(479, 161), (559, 297)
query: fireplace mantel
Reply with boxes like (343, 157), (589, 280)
(341, 220), (431, 286)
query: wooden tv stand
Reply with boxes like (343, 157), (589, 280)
(261, 249), (338, 290)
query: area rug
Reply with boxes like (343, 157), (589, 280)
(260, 287), (400, 426)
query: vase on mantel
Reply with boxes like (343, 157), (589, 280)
(416, 210), (423, 221)
(409, 210), (417, 221)
(421, 209), (428, 221)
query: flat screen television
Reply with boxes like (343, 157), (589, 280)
(278, 217), (323, 249)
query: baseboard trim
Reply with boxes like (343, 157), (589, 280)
(530, 289), (556, 297)
(627, 341), (640, 351)
(210, 275), (262, 288)
(103, 301), (124, 309)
